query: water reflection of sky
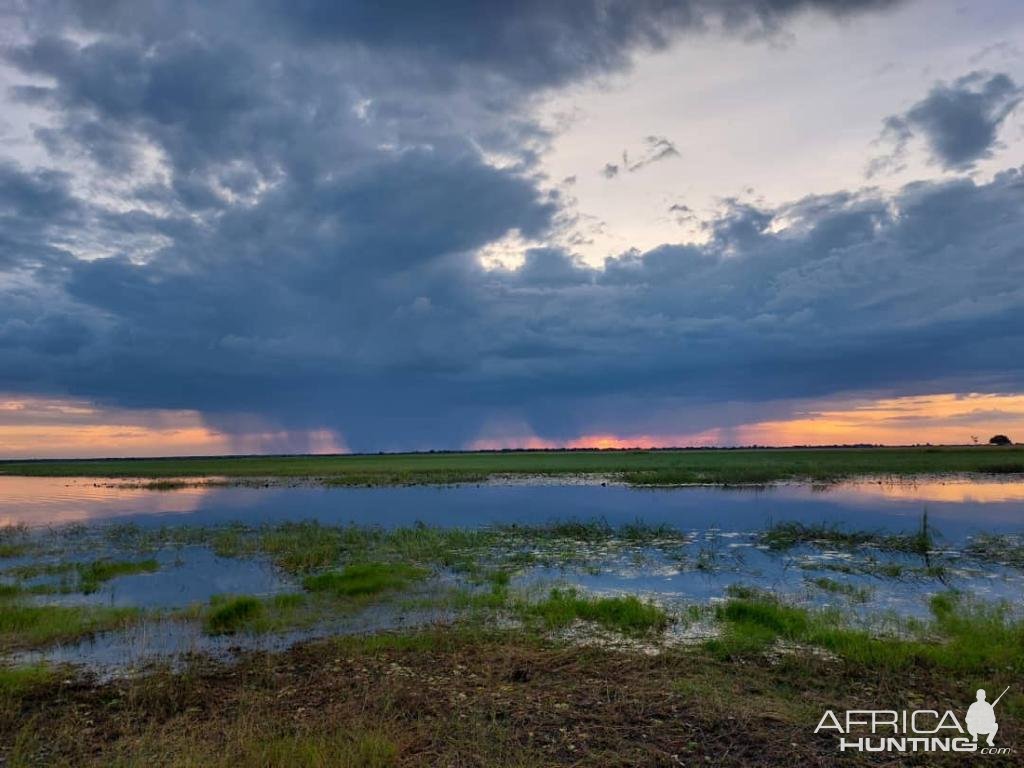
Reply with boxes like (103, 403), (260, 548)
(2, 475), (1023, 674)
(2, 476), (1023, 540)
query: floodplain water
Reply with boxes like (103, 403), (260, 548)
(2, 475), (1022, 673)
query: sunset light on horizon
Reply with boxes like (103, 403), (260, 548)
(3, 391), (1023, 459)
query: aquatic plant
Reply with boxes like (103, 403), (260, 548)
(965, 533), (1024, 568)
(204, 595), (264, 634)
(302, 562), (427, 597)
(760, 514), (934, 555)
(526, 588), (668, 635)
(0, 602), (140, 650)
(77, 558), (159, 594)
(806, 577), (871, 602)
(709, 590), (1024, 674)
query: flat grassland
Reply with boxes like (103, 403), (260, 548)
(0, 445), (1021, 485)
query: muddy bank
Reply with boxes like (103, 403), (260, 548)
(3, 626), (1018, 767)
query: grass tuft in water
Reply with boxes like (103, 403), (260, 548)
(0, 601), (140, 650)
(260, 522), (349, 573)
(709, 590), (1024, 674)
(451, 569), (512, 611)
(200, 593), (318, 636)
(302, 562), (427, 597)
(204, 595), (264, 635)
(965, 533), (1024, 568)
(761, 513), (934, 555)
(807, 576), (872, 602)
(0, 523), (33, 558)
(527, 588), (668, 636)
(77, 558), (159, 594)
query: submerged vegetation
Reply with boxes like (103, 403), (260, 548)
(204, 595), (270, 635)
(1, 445), (1022, 486)
(0, 601), (140, 651)
(77, 558), (159, 594)
(806, 576), (872, 602)
(302, 562), (427, 597)
(0, 507), (1023, 764)
(4, 509), (1021, 655)
(760, 513), (934, 555)
(2, 557), (159, 595)
(711, 589), (1024, 674)
(965, 532), (1024, 568)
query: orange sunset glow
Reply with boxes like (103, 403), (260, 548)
(468, 392), (1024, 451)
(5, 391), (1022, 458)
(0, 396), (347, 459)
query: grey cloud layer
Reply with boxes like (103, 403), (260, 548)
(870, 71), (1023, 173)
(4, 0), (1021, 449)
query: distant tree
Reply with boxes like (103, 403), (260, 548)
(989, 434), (1013, 446)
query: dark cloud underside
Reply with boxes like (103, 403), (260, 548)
(870, 70), (1023, 173)
(5, 0), (1022, 450)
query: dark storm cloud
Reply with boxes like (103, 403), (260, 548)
(6, 160), (1022, 447)
(17, 1), (903, 87)
(869, 71), (1024, 173)
(11, 0), (1015, 451)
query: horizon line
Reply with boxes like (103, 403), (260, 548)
(0, 441), (1018, 464)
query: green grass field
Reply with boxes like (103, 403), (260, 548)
(0, 445), (1021, 485)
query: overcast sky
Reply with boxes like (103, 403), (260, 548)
(1, 0), (1023, 457)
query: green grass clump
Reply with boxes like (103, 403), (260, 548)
(302, 562), (426, 597)
(762, 522), (874, 551)
(0, 543), (30, 558)
(76, 558), (159, 594)
(0, 524), (32, 558)
(201, 593), (320, 636)
(260, 522), (350, 573)
(0, 583), (24, 598)
(210, 524), (256, 558)
(195, 521), (496, 573)
(86, 722), (400, 768)
(0, 663), (55, 698)
(0, 663), (57, 720)
(229, 729), (398, 768)
(761, 514), (933, 555)
(807, 577), (871, 602)
(965, 533), (1024, 568)
(0, 602), (140, 650)
(527, 588), (668, 635)
(2, 558), (158, 595)
(451, 569), (512, 611)
(709, 591), (1024, 675)
(204, 595), (265, 634)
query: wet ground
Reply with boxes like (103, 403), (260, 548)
(2, 475), (1023, 674)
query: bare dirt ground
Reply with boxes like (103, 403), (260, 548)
(3, 628), (1019, 767)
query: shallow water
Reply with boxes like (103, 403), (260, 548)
(3, 475), (1024, 534)
(2, 475), (1023, 673)
(10, 605), (453, 676)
